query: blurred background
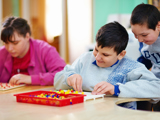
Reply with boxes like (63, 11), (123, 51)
(0, 0), (158, 64)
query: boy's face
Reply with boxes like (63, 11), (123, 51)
(93, 44), (124, 68)
(4, 32), (30, 58)
(131, 23), (160, 45)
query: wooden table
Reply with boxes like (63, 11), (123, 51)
(0, 86), (160, 120)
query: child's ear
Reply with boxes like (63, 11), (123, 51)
(117, 50), (126, 60)
(25, 33), (30, 41)
(156, 21), (160, 31)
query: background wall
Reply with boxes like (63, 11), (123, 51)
(68, 0), (93, 64)
(93, 0), (148, 39)
(92, 0), (148, 60)
(2, 0), (20, 18)
(0, 0), (150, 63)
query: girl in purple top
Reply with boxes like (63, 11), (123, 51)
(0, 16), (66, 85)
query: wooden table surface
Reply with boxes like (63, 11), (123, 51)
(0, 86), (160, 120)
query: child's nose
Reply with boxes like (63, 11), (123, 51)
(8, 44), (14, 51)
(137, 36), (144, 42)
(95, 53), (101, 60)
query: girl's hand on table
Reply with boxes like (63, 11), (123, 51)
(9, 74), (31, 85)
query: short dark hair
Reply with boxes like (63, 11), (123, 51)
(1, 16), (31, 43)
(96, 21), (128, 55)
(130, 3), (160, 30)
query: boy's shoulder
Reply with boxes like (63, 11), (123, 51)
(81, 51), (93, 57)
(110, 56), (146, 78)
(80, 51), (94, 58)
(121, 56), (144, 67)
(78, 51), (95, 62)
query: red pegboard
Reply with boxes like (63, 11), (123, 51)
(14, 90), (85, 107)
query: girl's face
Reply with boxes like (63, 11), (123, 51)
(4, 32), (30, 58)
(93, 44), (125, 68)
(131, 22), (160, 45)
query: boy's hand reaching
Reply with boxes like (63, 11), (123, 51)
(67, 74), (83, 92)
(92, 81), (114, 95)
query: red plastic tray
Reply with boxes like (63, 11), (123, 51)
(14, 90), (85, 107)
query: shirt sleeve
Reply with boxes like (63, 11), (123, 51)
(113, 85), (120, 96)
(118, 65), (160, 98)
(31, 46), (66, 86)
(54, 54), (85, 90)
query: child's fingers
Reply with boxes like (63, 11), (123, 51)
(12, 79), (18, 85)
(16, 79), (23, 85)
(95, 87), (103, 94)
(98, 86), (111, 95)
(14, 79), (19, 85)
(72, 79), (77, 91)
(67, 76), (73, 86)
(92, 82), (109, 95)
(96, 83), (107, 93)
(67, 76), (78, 91)
(9, 74), (20, 85)
(92, 85), (101, 95)
(93, 84), (99, 92)
(80, 88), (83, 92)
(67, 74), (83, 92)
(93, 82), (103, 92)
(97, 83), (114, 95)
(9, 78), (14, 85)
(79, 80), (83, 92)
(9, 80), (13, 85)
(67, 79), (71, 86)
(76, 77), (82, 92)
(97, 86), (108, 95)
(9, 77), (14, 85)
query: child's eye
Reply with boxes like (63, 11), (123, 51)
(12, 42), (19, 45)
(103, 54), (109, 56)
(142, 35), (147, 37)
(95, 48), (98, 52)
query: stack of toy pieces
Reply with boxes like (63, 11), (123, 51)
(33, 92), (66, 100)
(54, 89), (85, 95)
(32, 89), (85, 100)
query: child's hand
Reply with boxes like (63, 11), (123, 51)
(9, 74), (31, 85)
(92, 81), (114, 95)
(67, 74), (83, 92)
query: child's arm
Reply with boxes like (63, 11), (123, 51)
(54, 53), (87, 90)
(118, 65), (160, 98)
(29, 43), (66, 86)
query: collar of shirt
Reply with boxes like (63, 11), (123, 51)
(92, 60), (119, 67)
